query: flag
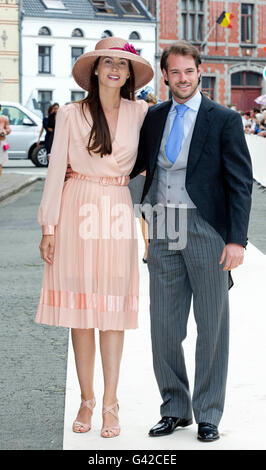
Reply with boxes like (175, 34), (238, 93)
(216, 11), (233, 28)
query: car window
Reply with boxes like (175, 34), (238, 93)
(0, 106), (33, 125)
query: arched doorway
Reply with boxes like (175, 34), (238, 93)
(231, 71), (261, 111)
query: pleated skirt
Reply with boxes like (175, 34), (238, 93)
(35, 175), (139, 330)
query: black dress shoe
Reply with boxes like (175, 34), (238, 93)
(197, 422), (220, 442)
(149, 416), (192, 437)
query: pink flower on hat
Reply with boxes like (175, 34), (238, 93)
(123, 43), (139, 55)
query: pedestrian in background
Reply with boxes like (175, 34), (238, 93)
(46, 103), (60, 161)
(241, 110), (251, 129)
(128, 87), (159, 262)
(257, 113), (266, 137)
(37, 104), (55, 153)
(0, 104), (11, 176)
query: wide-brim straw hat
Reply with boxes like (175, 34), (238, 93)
(72, 36), (154, 91)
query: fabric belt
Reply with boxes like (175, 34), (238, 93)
(69, 171), (130, 186)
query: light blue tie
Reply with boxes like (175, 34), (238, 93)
(165, 103), (189, 164)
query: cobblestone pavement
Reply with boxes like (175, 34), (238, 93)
(0, 179), (265, 450)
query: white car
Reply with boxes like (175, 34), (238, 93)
(0, 101), (48, 167)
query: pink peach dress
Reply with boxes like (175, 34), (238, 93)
(35, 98), (148, 330)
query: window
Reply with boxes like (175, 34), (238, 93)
(38, 91), (53, 116)
(202, 76), (215, 100)
(231, 72), (242, 86)
(91, 1), (114, 13)
(241, 4), (254, 43)
(129, 31), (141, 40)
(120, 1), (140, 15)
(0, 106), (34, 125)
(198, 0), (204, 11)
(71, 91), (85, 102)
(38, 46), (51, 74)
(41, 0), (66, 9)
(72, 28), (84, 37)
(71, 47), (84, 68)
(101, 30), (113, 38)
(231, 72), (260, 87)
(38, 26), (51, 36)
(246, 72), (260, 86)
(181, 0), (204, 41)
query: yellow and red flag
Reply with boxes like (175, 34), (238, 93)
(216, 11), (233, 28)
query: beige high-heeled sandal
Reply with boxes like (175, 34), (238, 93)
(72, 397), (96, 433)
(101, 401), (120, 438)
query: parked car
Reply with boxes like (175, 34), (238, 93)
(0, 101), (48, 167)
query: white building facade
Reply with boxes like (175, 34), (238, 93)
(21, 0), (156, 115)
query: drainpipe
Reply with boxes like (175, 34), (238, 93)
(155, 1), (158, 96)
(18, 0), (23, 104)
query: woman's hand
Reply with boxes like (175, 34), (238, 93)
(39, 235), (55, 264)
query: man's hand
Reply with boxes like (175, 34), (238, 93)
(39, 235), (55, 264)
(219, 243), (244, 271)
(64, 164), (73, 182)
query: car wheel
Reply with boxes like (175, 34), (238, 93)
(31, 145), (48, 167)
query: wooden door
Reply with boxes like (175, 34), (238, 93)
(231, 71), (262, 111)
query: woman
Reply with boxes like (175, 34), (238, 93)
(35, 37), (153, 438)
(45, 103), (60, 160)
(128, 89), (159, 262)
(0, 104), (11, 176)
(36, 104), (55, 152)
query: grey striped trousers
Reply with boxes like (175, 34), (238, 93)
(147, 207), (229, 426)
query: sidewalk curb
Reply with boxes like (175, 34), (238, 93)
(0, 176), (45, 202)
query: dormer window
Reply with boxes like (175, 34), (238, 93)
(41, 0), (67, 9)
(119, 1), (140, 15)
(91, 1), (115, 14)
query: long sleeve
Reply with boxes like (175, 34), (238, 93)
(130, 103), (150, 179)
(38, 105), (70, 235)
(221, 111), (253, 247)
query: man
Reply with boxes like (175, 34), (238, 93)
(130, 41), (253, 442)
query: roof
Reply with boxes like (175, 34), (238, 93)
(22, 0), (155, 22)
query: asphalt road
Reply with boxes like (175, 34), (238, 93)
(0, 181), (69, 450)
(0, 176), (265, 450)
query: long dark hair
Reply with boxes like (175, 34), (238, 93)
(80, 57), (135, 158)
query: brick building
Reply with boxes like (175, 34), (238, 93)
(154, 0), (266, 110)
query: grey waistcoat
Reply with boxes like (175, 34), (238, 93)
(155, 111), (197, 208)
